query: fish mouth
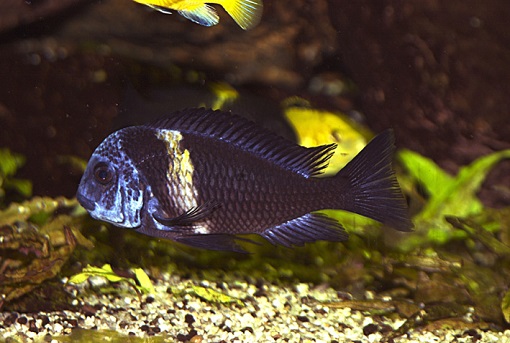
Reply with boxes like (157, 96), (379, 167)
(77, 192), (96, 211)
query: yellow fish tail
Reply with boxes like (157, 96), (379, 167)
(179, 4), (220, 27)
(220, 0), (263, 30)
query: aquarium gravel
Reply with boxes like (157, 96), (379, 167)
(1, 273), (508, 343)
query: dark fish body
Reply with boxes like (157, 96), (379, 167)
(77, 108), (413, 252)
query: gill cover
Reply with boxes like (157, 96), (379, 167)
(77, 133), (144, 228)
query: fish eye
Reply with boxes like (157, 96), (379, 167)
(93, 162), (114, 185)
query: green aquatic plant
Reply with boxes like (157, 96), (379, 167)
(169, 281), (244, 306)
(502, 289), (510, 324)
(69, 264), (155, 295)
(0, 148), (32, 202)
(397, 148), (510, 250)
(0, 196), (80, 226)
(69, 264), (244, 306)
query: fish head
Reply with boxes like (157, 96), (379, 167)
(77, 131), (144, 228)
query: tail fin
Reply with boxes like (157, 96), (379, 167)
(336, 130), (413, 231)
(221, 0), (263, 30)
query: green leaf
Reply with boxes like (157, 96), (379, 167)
(502, 289), (510, 324)
(57, 155), (89, 173)
(0, 148), (32, 200)
(399, 148), (510, 248)
(446, 149), (510, 214)
(446, 216), (510, 256)
(69, 264), (156, 295)
(322, 209), (378, 234)
(5, 178), (32, 197)
(133, 267), (155, 294)
(0, 148), (25, 177)
(69, 264), (126, 284)
(191, 285), (244, 306)
(398, 149), (453, 196)
(68, 272), (92, 284)
(0, 197), (78, 227)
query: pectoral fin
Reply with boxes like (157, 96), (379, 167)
(153, 201), (220, 227)
(178, 5), (219, 27)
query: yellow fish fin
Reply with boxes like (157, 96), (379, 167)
(220, 0), (263, 30)
(178, 4), (219, 27)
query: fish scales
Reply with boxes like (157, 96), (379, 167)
(77, 108), (413, 252)
(185, 134), (323, 233)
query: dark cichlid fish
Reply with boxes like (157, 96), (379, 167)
(77, 108), (413, 252)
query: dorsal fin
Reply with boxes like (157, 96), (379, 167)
(145, 108), (336, 178)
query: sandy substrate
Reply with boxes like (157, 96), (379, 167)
(1, 272), (509, 343)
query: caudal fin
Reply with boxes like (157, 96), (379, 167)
(221, 0), (263, 30)
(336, 130), (413, 231)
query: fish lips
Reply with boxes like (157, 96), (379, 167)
(76, 192), (96, 212)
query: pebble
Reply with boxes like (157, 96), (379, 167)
(1, 275), (509, 342)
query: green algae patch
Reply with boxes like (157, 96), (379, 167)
(54, 329), (173, 343)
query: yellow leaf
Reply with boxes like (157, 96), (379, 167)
(191, 285), (244, 306)
(133, 268), (155, 294)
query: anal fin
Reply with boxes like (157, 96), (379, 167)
(176, 234), (257, 253)
(262, 213), (348, 248)
(179, 5), (219, 27)
(146, 4), (173, 14)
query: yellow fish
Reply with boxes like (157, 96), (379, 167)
(282, 99), (372, 174)
(133, 0), (263, 30)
